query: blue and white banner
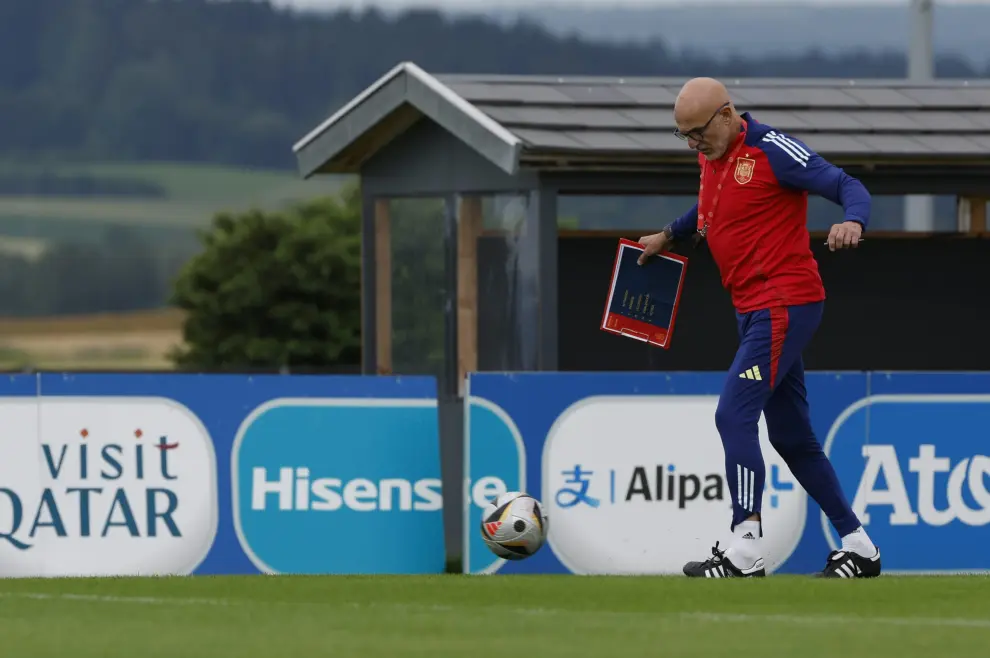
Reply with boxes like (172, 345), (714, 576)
(464, 372), (990, 575)
(0, 373), (444, 577)
(824, 374), (990, 574)
(2, 370), (986, 577)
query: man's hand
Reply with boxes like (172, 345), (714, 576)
(637, 231), (671, 265)
(827, 221), (863, 252)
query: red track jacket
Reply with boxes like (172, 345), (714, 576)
(669, 112), (872, 314)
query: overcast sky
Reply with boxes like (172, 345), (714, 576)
(271, 0), (990, 8)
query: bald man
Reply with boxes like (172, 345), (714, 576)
(638, 77), (881, 579)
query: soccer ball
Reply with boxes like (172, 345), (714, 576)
(480, 491), (549, 560)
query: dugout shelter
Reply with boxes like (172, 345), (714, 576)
(294, 61), (990, 388)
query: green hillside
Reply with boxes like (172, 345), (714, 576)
(0, 162), (346, 230)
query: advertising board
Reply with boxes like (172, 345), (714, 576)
(2, 370), (986, 577)
(464, 372), (990, 575)
(0, 373), (445, 576)
(822, 374), (990, 574)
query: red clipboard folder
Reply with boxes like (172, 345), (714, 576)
(600, 238), (688, 349)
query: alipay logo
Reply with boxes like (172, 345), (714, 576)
(824, 395), (990, 572)
(464, 397), (525, 574)
(542, 396), (806, 575)
(553, 463), (794, 510)
(0, 397), (218, 577)
(232, 398), (445, 574)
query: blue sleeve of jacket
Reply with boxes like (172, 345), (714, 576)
(761, 131), (871, 231)
(669, 202), (699, 239)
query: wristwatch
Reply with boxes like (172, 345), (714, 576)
(662, 224), (675, 241)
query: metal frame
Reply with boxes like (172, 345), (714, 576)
(361, 182), (557, 377)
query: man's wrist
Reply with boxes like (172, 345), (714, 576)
(662, 224), (675, 241)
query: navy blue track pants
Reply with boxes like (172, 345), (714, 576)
(715, 301), (860, 537)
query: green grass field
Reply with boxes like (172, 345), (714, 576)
(1, 575), (988, 657)
(0, 161), (347, 230)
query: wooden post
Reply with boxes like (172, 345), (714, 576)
(374, 199), (392, 374)
(973, 197), (988, 235)
(457, 197), (482, 394)
(957, 196), (988, 235)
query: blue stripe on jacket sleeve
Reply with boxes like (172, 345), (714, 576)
(760, 131), (871, 231)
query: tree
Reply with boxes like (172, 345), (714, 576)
(3, 0), (983, 167)
(168, 185), (362, 371)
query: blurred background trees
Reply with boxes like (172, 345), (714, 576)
(0, 0), (985, 370)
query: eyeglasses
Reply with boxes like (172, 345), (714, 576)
(673, 102), (731, 141)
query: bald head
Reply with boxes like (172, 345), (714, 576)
(675, 77), (731, 123)
(673, 77), (740, 160)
